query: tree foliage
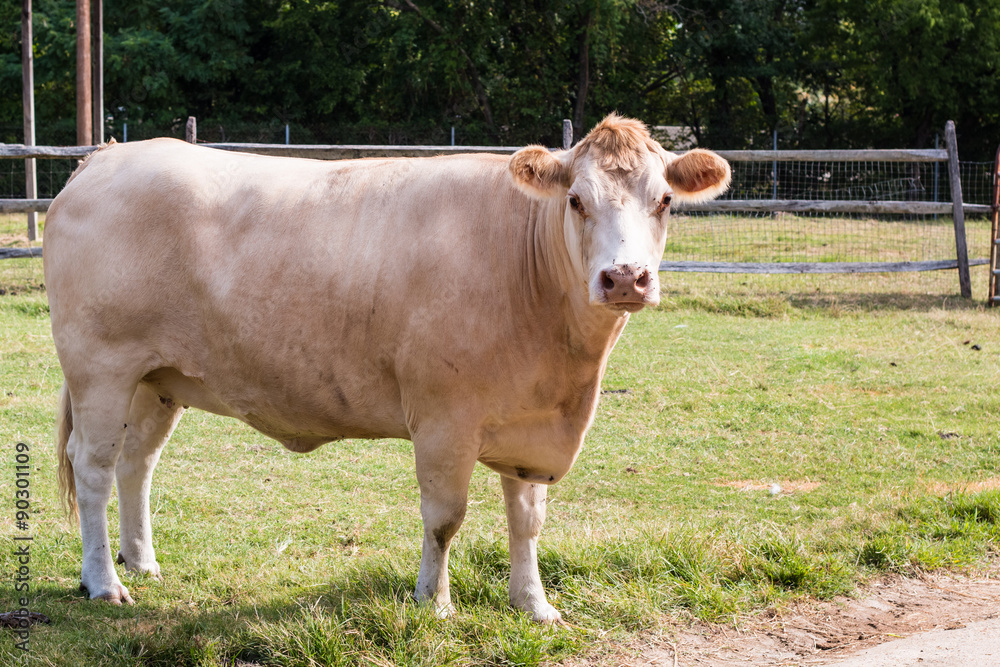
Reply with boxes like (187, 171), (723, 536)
(1, 0), (998, 156)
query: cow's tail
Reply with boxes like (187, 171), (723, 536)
(63, 137), (117, 187)
(56, 383), (79, 525)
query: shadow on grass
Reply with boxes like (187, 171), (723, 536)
(64, 534), (846, 666)
(38, 548), (586, 667)
(784, 292), (986, 312)
(660, 290), (986, 316)
(25, 491), (1000, 666)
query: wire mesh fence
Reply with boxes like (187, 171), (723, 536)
(665, 211), (981, 265)
(665, 157), (995, 297)
(1, 158), (77, 199)
(720, 159), (993, 205)
(111, 120), (478, 147)
(1, 126), (996, 298)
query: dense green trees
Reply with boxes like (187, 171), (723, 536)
(2, 0), (998, 156)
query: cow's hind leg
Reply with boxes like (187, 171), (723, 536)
(501, 476), (561, 623)
(65, 379), (139, 604)
(413, 436), (478, 617)
(115, 383), (184, 578)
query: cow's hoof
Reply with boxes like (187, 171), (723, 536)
(412, 590), (455, 618)
(530, 604), (562, 624)
(117, 552), (163, 580)
(434, 602), (456, 619)
(80, 581), (134, 605)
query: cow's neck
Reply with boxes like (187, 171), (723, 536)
(529, 196), (630, 369)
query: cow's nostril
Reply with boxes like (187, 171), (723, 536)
(601, 271), (616, 291)
(635, 270), (650, 289)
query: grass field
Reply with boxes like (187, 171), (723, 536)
(2, 213), (1000, 665)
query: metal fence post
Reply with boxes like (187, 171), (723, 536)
(944, 120), (972, 298)
(772, 128), (778, 200)
(989, 143), (1000, 306)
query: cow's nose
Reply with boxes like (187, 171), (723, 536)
(600, 265), (651, 303)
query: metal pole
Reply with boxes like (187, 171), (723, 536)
(91, 0), (103, 143)
(285, 124), (289, 145)
(123, 122), (127, 142)
(772, 128), (778, 200)
(451, 126), (455, 146)
(989, 142), (1000, 305)
(934, 133), (940, 221)
(21, 0), (37, 241)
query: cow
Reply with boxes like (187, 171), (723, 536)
(46, 114), (730, 623)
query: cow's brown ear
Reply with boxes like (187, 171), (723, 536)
(509, 145), (570, 198)
(665, 148), (731, 203)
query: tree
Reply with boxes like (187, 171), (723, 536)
(1, 0), (997, 154)
(658, 0), (814, 148)
(807, 0), (1000, 157)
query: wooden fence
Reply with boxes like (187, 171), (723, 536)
(0, 120), (992, 298)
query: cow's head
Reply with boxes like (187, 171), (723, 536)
(509, 114), (730, 312)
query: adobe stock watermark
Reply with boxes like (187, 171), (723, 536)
(11, 442), (34, 653)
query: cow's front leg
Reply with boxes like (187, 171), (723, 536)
(413, 440), (478, 617)
(501, 476), (561, 623)
(115, 384), (184, 579)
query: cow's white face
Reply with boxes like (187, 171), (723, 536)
(510, 115), (731, 313)
(563, 150), (673, 312)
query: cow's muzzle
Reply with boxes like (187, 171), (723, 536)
(597, 264), (657, 311)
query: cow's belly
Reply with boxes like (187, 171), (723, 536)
(140, 367), (411, 449)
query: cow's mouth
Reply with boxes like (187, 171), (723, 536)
(603, 301), (647, 314)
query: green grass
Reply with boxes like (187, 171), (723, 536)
(1, 212), (1000, 665)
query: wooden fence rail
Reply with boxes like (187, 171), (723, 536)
(0, 145), (952, 162)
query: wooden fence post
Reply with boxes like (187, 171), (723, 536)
(75, 0), (91, 146)
(186, 116), (197, 144)
(91, 0), (103, 144)
(945, 120), (972, 298)
(562, 119), (572, 150)
(21, 0), (37, 241)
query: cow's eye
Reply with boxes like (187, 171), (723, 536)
(568, 195), (585, 215)
(655, 193), (672, 215)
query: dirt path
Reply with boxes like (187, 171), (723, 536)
(571, 565), (1000, 666)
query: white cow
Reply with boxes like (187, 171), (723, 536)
(46, 114), (729, 622)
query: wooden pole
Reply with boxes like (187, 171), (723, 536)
(91, 0), (103, 144)
(562, 119), (573, 150)
(76, 0), (92, 146)
(944, 120), (972, 299)
(186, 116), (197, 144)
(21, 0), (37, 241)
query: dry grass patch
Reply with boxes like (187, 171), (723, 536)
(927, 476), (1000, 495)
